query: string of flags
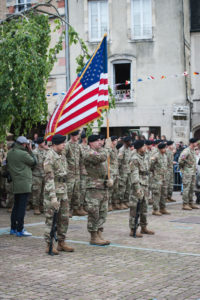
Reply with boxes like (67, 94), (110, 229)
(46, 71), (200, 96)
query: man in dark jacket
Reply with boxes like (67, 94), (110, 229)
(7, 136), (37, 237)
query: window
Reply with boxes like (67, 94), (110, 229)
(113, 62), (131, 101)
(88, 0), (108, 42)
(16, 0), (31, 12)
(131, 0), (152, 39)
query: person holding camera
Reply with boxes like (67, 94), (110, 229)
(7, 136), (37, 236)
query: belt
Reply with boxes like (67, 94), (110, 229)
(55, 177), (67, 183)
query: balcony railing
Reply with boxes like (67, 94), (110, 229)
(114, 89), (132, 102)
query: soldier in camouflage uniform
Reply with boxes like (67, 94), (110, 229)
(84, 134), (110, 246)
(129, 140), (155, 237)
(43, 134), (74, 255)
(105, 136), (119, 211)
(144, 140), (153, 205)
(178, 138), (199, 210)
(166, 141), (176, 202)
(117, 136), (132, 209)
(79, 133), (89, 212)
(150, 142), (170, 216)
(64, 130), (87, 216)
(32, 137), (47, 215)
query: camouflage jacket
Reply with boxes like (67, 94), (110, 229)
(32, 147), (46, 177)
(130, 152), (149, 187)
(178, 147), (196, 175)
(64, 141), (82, 177)
(80, 143), (89, 176)
(118, 145), (131, 175)
(166, 149), (174, 171)
(150, 151), (168, 182)
(44, 148), (68, 199)
(106, 146), (119, 177)
(84, 148), (107, 189)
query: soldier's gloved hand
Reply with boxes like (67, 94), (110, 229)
(51, 198), (60, 210)
(106, 178), (114, 187)
(105, 138), (112, 148)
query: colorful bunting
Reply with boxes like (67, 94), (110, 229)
(46, 71), (200, 96)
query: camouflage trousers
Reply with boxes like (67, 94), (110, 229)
(44, 193), (69, 244)
(124, 175), (131, 203)
(108, 175), (118, 205)
(117, 174), (129, 204)
(182, 173), (196, 205)
(152, 179), (167, 211)
(5, 180), (14, 208)
(80, 174), (87, 208)
(67, 175), (81, 210)
(32, 176), (45, 208)
(167, 169), (174, 198)
(129, 185), (148, 229)
(85, 188), (108, 232)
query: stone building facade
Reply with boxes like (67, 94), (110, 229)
(3, 0), (195, 143)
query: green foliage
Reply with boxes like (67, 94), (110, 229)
(0, 13), (64, 140)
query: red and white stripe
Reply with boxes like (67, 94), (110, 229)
(45, 73), (108, 140)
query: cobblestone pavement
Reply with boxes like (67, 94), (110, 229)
(1, 192), (200, 300)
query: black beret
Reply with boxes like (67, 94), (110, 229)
(36, 137), (44, 144)
(88, 135), (100, 143)
(155, 139), (162, 145)
(81, 133), (86, 139)
(71, 130), (80, 136)
(134, 140), (145, 150)
(158, 142), (167, 149)
(116, 143), (123, 150)
(111, 136), (118, 142)
(123, 136), (132, 143)
(145, 140), (152, 146)
(167, 141), (174, 146)
(100, 134), (105, 140)
(189, 138), (198, 144)
(52, 134), (66, 145)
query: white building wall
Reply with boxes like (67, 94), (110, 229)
(68, 0), (190, 142)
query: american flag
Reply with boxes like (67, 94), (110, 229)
(45, 35), (108, 141)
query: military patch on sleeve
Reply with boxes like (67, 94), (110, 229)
(181, 155), (186, 160)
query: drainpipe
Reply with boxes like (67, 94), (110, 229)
(65, 0), (70, 91)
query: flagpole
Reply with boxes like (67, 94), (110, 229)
(106, 110), (110, 180)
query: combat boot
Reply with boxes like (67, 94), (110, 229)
(34, 207), (41, 215)
(167, 198), (176, 202)
(160, 208), (171, 215)
(90, 232), (108, 246)
(152, 210), (162, 216)
(189, 204), (199, 209)
(129, 229), (143, 238)
(121, 203), (127, 209)
(182, 204), (192, 210)
(108, 204), (113, 211)
(57, 241), (74, 252)
(97, 229), (110, 245)
(45, 243), (59, 255)
(78, 207), (88, 216)
(73, 209), (86, 216)
(141, 226), (155, 235)
(113, 203), (121, 210)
